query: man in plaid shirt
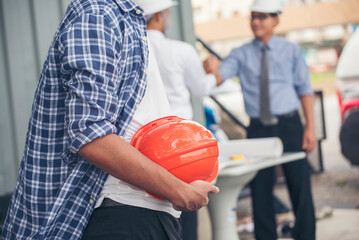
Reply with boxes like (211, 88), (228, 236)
(1, 0), (219, 239)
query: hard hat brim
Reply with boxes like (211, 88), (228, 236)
(250, 8), (282, 14)
(144, 1), (178, 16)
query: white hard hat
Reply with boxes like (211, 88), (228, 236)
(250, 0), (284, 14)
(134, 0), (178, 16)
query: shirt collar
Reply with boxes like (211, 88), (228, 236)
(252, 35), (279, 50)
(113, 0), (143, 14)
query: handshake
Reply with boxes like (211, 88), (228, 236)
(203, 56), (223, 86)
(203, 56), (221, 74)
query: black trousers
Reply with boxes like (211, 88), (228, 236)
(248, 112), (316, 240)
(82, 205), (182, 240)
(180, 211), (197, 240)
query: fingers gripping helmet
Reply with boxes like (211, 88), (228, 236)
(131, 116), (219, 199)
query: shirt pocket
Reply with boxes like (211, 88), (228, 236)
(242, 63), (260, 84)
(270, 57), (293, 83)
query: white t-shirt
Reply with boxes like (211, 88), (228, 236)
(95, 43), (181, 218)
(148, 30), (217, 119)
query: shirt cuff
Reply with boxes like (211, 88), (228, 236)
(297, 87), (314, 97)
(218, 68), (230, 82)
(69, 119), (118, 154)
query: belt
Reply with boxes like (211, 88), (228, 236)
(250, 110), (298, 123)
(100, 198), (127, 208)
(276, 110), (298, 119)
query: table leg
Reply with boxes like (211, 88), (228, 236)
(208, 171), (257, 240)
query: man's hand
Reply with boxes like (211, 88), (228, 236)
(170, 180), (220, 212)
(300, 95), (316, 154)
(203, 56), (221, 74)
(203, 56), (223, 85)
(302, 127), (316, 154)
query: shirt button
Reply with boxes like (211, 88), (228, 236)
(144, 69), (148, 75)
(89, 199), (94, 205)
(136, 9), (141, 15)
(136, 104), (140, 109)
(142, 36), (147, 41)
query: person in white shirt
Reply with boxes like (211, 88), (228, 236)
(136, 0), (223, 120)
(134, 0), (223, 239)
(82, 42), (219, 239)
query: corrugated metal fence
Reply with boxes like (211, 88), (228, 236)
(0, 0), (71, 195)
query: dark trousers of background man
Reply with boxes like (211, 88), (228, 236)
(248, 111), (316, 240)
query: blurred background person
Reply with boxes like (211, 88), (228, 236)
(137, 0), (222, 120)
(203, 0), (316, 239)
(134, 0), (223, 239)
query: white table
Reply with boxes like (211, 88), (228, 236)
(208, 152), (306, 240)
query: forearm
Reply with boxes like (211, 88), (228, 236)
(78, 133), (186, 201)
(300, 94), (314, 130)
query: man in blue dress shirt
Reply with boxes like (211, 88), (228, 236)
(204, 0), (316, 239)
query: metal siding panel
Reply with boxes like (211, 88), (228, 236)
(167, 6), (182, 41)
(60, 0), (72, 15)
(178, 1), (205, 124)
(0, 0), (69, 195)
(167, 0), (196, 44)
(2, 0), (39, 165)
(32, 0), (63, 70)
(0, 1), (18, 195)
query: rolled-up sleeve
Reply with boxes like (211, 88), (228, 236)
(219, 48), (241, 81)
(293, 45), (313, 97)
(58, 14), (122, 154)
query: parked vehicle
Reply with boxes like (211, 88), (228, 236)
(336, 29), (359, 165)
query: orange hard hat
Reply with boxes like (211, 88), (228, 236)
(131, 116), (219, 199)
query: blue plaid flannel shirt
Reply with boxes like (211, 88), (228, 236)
(2, 0), (148, 239)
